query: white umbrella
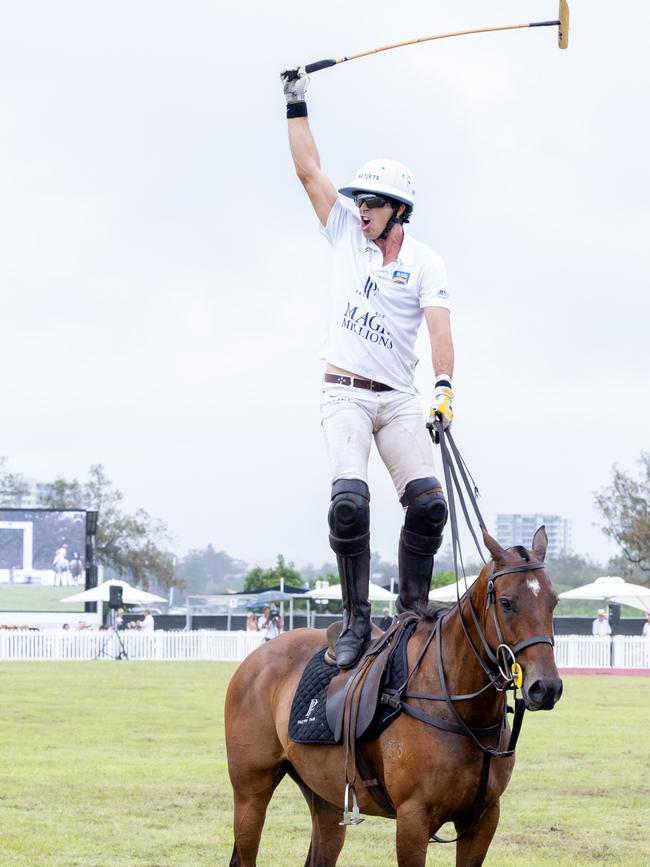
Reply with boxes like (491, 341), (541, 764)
(303, 581), (396, 601)
(428, 575), (479, 602)
(60, 579), (167, 605)
(559, 576), (650, 613)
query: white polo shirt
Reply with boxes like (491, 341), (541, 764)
(320, 195), (450, 393)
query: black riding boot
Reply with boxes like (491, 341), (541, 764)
(335, 550), (371, 669)
(396, 477), (447, 614)
(396, 529), (435, 613)
(328, 478), (372, 669)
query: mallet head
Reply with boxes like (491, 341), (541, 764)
(558, 0), (570, 49)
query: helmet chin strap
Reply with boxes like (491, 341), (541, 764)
(378, 203), (402, 241)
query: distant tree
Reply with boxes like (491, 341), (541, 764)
(0, 457), (31, 504)
(595, 454), (650, 581)
(604, 554), (644, 583)
(243, 554), (304, 593)
(542, 553), (604, 590)
(38, 465), (176, 590)
(324, 572), (340, 586)
(433, 543), (484, 577)
(177, 545), (247, 596)
(430, 570), (459, 590)
(370, 551), (397, 587)
(300, 561), (338, 585)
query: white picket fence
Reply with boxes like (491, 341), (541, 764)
(0, 629), (265, 661)
(0, 630), (648, 668)
(554, 635), (650, 669)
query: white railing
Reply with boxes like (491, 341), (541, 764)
(0, 629), (265, 661)
(554, 634), (613, 668)
(0, 630), (649, 667)
(544, 635), (650, 669)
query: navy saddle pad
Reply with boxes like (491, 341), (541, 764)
(288, 625), (412, 745)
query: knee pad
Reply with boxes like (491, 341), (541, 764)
(328, 478), (370, 557)
(400, 477), (447, 556)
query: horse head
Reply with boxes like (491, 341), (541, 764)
(476, 526), (563, 711)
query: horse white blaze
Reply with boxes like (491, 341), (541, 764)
(526, 578), (541, 597)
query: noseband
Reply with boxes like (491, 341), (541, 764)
(485, 561), (555, 679)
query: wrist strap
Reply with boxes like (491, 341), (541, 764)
(436, 375), (452, 389)
(287, 101), (308, 119)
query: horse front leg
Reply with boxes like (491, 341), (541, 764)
(454, 800), (500, 867)
(395, 801), (434, 867)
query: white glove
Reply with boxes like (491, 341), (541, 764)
(428, 376), (454, 430)
(280, 67), (310, 104)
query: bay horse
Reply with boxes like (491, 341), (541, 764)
(69, 553), (84, 585)
(225, 527), (562, 867)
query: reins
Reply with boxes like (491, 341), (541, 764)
(384, 423), (554, 844)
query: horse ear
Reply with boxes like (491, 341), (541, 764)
(531, 526), (548, 562)
(482, 528), (506, 563)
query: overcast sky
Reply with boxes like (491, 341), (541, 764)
(1, 1), (648, 571)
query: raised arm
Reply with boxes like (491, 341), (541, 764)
(281, 67), (338, 227)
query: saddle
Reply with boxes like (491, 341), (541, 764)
(323, 619), (402, 742)
(288, 615), (418, 823)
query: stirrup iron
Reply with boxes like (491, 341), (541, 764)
(339, 782), (364, 826)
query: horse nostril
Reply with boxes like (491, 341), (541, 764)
(527, 677), (563, 709)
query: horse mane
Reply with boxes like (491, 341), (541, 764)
(419, 601), (451, 624)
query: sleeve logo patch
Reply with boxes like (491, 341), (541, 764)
(436, 288), (449, 298)
(391, 270), (410, 284)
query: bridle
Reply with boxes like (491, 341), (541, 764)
(382, 425), (556, 843)
(460, 559), (555, 690)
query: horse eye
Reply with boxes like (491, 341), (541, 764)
(500, 598), (513, 613)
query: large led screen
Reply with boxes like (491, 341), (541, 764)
(0, 509), (90, 612)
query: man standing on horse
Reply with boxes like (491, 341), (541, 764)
(281, 67), (455, 669)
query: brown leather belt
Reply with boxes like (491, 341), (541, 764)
(323, 373), (393, 392)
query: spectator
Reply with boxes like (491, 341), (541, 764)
(139, 609), (155, 632)
(264, 608), (283, 642)
(592, 608), (612, 637)
(257, 606), (271, 632)
(642, 612), (650, 638)
(378, 608), (393, 631)
(115, 608), (125, 630)
(61, 623), (70, 631)
(246, 612), (258, 632)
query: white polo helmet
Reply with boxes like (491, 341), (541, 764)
(339, 159), (415, 208)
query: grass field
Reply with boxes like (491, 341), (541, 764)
(1, 663), (649, 866)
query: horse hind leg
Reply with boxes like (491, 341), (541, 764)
(286, 768), (346, 867)
(230, 761), (288, 867)
(304, 793), (346, 867)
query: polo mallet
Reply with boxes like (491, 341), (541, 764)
(291, 1), (569, 79)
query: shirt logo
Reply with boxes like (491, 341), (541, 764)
(436, 288), (449, 299)
(341, 304), (393, 349)
(361, 276), (378, 298)
(392, 270), (410, 284)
